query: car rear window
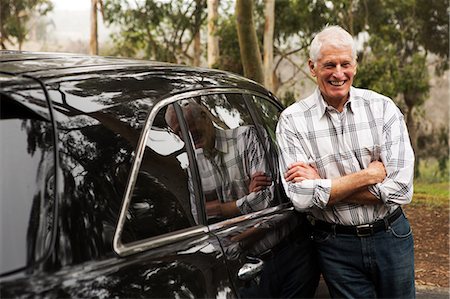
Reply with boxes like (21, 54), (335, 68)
(0, 94), (55, 274)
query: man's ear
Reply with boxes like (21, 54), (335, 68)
(308, 59), (316, 77)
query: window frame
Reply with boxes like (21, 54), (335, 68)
(113, 88), (285, 257)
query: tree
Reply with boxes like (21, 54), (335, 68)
(103, 0), (207, 64)
(192, 0), (203, 66)
(90, 0), (99, 55)
(0, 0), (53, 50)
(235, 0), (264, 84)
(353, 0), (449, 175)
(263, 0), (275, 91)
(207, 0), (219, 68)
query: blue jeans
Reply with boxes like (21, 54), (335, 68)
(313, 211), (415, 298)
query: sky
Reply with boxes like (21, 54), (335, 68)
(48, 0), (111, 41)
(52, 0), (91, 11)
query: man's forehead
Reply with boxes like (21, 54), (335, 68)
(318, 48), (353, 62)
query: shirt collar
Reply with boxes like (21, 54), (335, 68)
(315, 86), (355, 117)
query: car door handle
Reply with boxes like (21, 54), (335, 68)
(237, 256), (264, 281)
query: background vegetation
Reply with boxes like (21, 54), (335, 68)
(1, 0), (449, 184)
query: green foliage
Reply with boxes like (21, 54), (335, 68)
(280, 90), (297, 107)
(413, 181), (449, 207)
(215, 15), (243, 74)
(0, 0), (53, 49)
(412, 159), (449, 207)
(352, 0), (448, 173)
(103, 0), (206, 62)
(415, 158), (449, 184)
(417, 127), (449, 179)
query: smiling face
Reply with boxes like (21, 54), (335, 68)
(309, 45), (357, 110)
(165, 102), (215, 151)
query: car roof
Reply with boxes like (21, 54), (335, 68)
(0, 51), (266, 91)
(0, 51), (273, 124)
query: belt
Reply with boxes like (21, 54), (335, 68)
(313, 207), (403, 237)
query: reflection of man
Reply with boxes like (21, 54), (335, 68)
(277, 25), (415, 298)
(166, 100), (320, 298)
(165, 100), (273, 222)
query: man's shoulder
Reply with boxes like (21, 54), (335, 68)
(282, 92), (318, 116)
(352, 87), (393, 104)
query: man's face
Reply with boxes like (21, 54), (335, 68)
(184, 110), (215, 150)
(309, 45), (357, 106)
(167, 106), (215, 150)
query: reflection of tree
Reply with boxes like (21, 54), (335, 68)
(18, 71), (216, 266)
(20, 118), (55, 271)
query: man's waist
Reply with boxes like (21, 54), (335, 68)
(310, 207), (403, 237)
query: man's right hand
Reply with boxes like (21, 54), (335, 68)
(366, 160), (387, 184)
(248, 171), (272, 193)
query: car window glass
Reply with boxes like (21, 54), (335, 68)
(250, 95), (290, 203)
(172, 94), (276, 224)
(122, 106), (195, 244)
(0, 96), (55, 274)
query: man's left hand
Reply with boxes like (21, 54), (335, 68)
(285, 162), (320, 182)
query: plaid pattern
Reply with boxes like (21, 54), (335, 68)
(276, 87), (415, 225)
(192, 126), (274, 220)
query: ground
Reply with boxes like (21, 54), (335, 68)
(403, 202), (449, 289)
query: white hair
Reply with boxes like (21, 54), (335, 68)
(309, 25), (357, 64)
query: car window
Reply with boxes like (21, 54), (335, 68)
(0, 94), (55, 274)
(170, 94), (277, 224)
(249, 95), (290, 203)
(122, 106), (195, 244)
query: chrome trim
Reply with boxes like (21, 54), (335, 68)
(208, 204), (293, 231)
(113, 87), (275, 256)
(115, 226), (209, 256)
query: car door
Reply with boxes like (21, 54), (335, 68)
(168, 90), (307, 298)
(0, 76), (235, 298)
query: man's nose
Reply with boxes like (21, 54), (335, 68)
(333, 65), (344, 77)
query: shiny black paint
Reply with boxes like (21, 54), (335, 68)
(0, 52), (295, 298)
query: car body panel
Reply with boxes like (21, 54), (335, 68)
(0, 51), (303, 298)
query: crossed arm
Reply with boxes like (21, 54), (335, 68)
(206, 171), (272, 217)
(284, 161), (387, 206)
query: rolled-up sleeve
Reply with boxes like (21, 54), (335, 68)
(235, 126), (274, 213)
(368, 103), (415, 205)
(276, 113), (331, 211)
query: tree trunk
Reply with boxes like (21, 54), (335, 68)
(235, 0), (264, 84)
(263, 0), (275, 91)
(90, 0), (98, 55)
(207, 0), (219, 68)
(193, 31), (201, 66)
(192, 0), (202, 66)
(405, 98), (419, 177)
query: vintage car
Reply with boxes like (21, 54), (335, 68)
(0, 51), (319, 298)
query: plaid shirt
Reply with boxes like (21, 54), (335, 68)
(190, 126), (274, 221)
(276, 87), (415, 225)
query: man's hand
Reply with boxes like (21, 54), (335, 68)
(366, 160), (387, 184)
(285, 162), (320, 182)
(206, 200), (240, 218)
(248, 171), (272, 193)
(206, 199), (222, 216)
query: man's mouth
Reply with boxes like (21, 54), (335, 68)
(329, 80), (345, 86)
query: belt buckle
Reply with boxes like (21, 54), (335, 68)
(356, 224), (373, 237)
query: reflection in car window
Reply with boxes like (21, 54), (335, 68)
(0, 97), (54, 274)
(250, 95), (289, 204)
(167, 95), (276, 224)
(123, 106), (194, 244)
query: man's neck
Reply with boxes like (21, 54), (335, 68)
(322, 94), (350, 113)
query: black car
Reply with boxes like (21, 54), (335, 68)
(0, 51), (319, 298)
